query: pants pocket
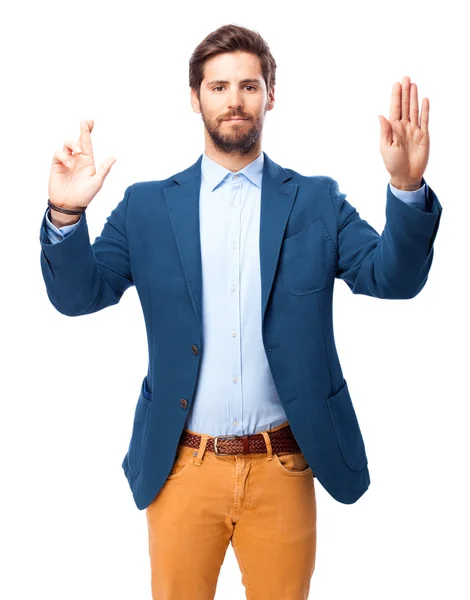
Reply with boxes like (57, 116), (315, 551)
(167, 446), (195, 479)
(273, 451), (313, 476)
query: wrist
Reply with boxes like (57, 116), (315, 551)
(389, 177), (423, 191)
(49, 208), (81, 228)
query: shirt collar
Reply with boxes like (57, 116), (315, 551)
(201, 150), (264, 191)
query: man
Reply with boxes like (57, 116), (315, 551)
(39, 23), (442, 600)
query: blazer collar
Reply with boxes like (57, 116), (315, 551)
(164, 151), (299, 329)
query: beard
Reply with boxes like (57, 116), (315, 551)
(199, 102), (267, 155)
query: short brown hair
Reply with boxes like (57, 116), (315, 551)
(189, 24), (277, 98)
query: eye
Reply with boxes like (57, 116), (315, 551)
(212, 85), (258, 92)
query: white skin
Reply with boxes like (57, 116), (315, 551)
(190, 54), (430, 190)
(49, 51), (427, 219)
(48, 51), (272, 217)
(190, 50), (275, 173)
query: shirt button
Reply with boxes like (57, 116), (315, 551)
(191, 344), (199, 355)
(234, 420), (239, 426)
(233, 174), (239, 180)
(231, 285), (236, 292)
(233, 376), (238, 383)
(231, 243), (236, 249)
(180, 398), (188, 409)
(231, 330), (237, 337)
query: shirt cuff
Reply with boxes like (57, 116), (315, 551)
(389, 181), (427, 210)
(45, 208), (82, 240)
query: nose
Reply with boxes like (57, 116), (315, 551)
(227, 89), (243, 112)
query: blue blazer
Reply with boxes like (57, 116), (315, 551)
(39, 152), (442, 510)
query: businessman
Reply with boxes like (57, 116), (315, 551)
(39, 23), (442, 600)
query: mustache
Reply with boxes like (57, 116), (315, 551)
(221, 113), (250, 120)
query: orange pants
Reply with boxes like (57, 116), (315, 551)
(146, 421), (317, 599)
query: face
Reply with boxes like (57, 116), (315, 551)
(191, 51), (275, 155)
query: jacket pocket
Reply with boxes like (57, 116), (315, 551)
(280, 219), (336, 295)
(127, 376), (152, 477)
(326, 379), (368, 471)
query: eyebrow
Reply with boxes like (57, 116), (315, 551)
(206, 78), (263, 87)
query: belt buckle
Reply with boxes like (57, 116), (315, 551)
(213, 435), (239, 456)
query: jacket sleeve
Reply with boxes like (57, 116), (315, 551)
(39, 185), (134, 316)
(332, 177), (442, 299)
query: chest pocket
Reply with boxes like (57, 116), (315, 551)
(280, 218), (336, 295)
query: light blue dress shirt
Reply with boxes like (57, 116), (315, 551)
(44, 153), (428, 436)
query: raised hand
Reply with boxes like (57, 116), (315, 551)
(48, 120), (117, 210)
(378, 76), (430, 190)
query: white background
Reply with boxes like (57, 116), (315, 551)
(1, 0), (468, 598)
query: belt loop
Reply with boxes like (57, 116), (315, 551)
(194, 434), (209, 466)
(261, 430), (273, 461)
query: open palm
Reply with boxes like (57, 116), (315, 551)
(378, 76), (430, 187)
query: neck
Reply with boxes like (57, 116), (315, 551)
(203, 137), (262, 172)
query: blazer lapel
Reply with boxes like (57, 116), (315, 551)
(164, 155), (204, 326)
(163, 152), (299, 329)
(259, 154), (299, 323)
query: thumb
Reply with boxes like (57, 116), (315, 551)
(96, 157), (117, 182)
(378, 115), (392, 147)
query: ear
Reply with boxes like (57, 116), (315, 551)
(267, 86), (275, 112)
(190, 88), (201, 114)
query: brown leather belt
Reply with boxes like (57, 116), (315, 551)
(178, 423), (301, 456)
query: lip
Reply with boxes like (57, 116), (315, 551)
(224, 118), (247, 121)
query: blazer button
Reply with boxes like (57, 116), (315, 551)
(191, 344), (199, 355)
(180, 398), (188, 409)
